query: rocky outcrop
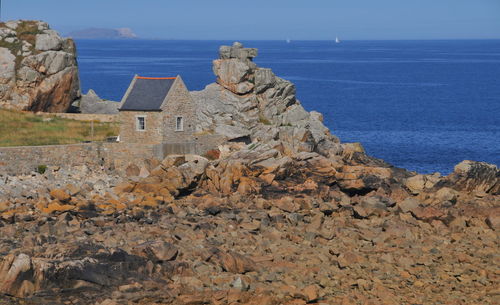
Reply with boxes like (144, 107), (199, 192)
(192, 42), (341, 157)
(437, 160), (499, 195)
(0, 42), (498, 304)
(0, 20), (80, 112)
(76, 89), (119, 114)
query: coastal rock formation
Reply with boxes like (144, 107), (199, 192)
(0, 20), (80, 112)
(77, 89), (119, 114)
(0, 42), (499, 304)
(192, 42), (341, 157)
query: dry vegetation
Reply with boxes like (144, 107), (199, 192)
(0, 21), (42, 69)
(0, 109), (118, 147)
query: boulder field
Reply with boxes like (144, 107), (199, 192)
(0, 42), (498, 304)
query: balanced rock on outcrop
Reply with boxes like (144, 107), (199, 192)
(192, 42), (342, 157)
(0, 20), (80, 112)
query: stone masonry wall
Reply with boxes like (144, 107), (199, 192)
(0, 143), (104, 175)
(119, 111), (164, 144)
(0, 140), (221, 176)
(0, 143), (162, 176)
(47, 113), (117, 123)
(161, 77), (197, 143)
(102, 143), (164, 174)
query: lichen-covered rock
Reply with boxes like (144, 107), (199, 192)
(0, 20), (80, 112)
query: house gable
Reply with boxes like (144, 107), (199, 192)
(159, 75), (197, 143)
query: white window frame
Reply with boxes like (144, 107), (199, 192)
(175, 116), (184, 132)
(135, 115), (146, 131)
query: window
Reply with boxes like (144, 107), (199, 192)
(136, 116), (146, 131)
(175, 116), (184, 131)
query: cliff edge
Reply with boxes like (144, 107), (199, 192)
(0, 20), (80, 112)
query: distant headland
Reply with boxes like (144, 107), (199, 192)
(67, 27), (138, 39)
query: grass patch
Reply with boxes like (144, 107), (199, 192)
(37, 165), (47, 174)
(16, 21), (42, 44)
(0, 109), (119, 147)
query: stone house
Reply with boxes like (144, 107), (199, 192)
(118, 75), (196, 145)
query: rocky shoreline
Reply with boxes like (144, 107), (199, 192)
(0, 34), (498, 304)
(0, 153), (498, 304)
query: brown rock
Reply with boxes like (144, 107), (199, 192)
(260, 173), (275, 185)
(275, 196), (299, 213)
(113, 182), (135, 194)
(134, 241), (178, 262)
(0, 201), (10, 212)
(411, 206), (447, 221)
(405, 175), (426, 194)
(301, 284), (319, 302)
(42, 200), (75, 213)
(211, 249), (256, 274)
(135, 195), (159, 208)
(237, 177), (261, 195)
(49, 189), (71, 202)
(0, 253), (32, 297)
(486, 215), (499, 231)
(118, 282), (143, 292)
(398, 197), (420, 213)
(178, 294), (207, 305)
(98, 299), (118, 305)
(65, 184), (81, 196)
(434, 187), (458, 203)
(125, 164), (140, 177)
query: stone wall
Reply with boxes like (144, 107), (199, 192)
(46, 113), (117, 123)
(0, 143), (163, 175)
(0, 143), (104, 175)
(102, 143), (164, 174)
(0, 138), (223, 176)
(118, 111), (164, 144)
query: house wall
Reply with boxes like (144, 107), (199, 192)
(161, 77), (197, 143)
(118, 111), (164, 144)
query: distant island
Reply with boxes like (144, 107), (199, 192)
(67, 27), (138, 39)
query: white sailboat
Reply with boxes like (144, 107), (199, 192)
(335, 36), (340, 44)
(286, 38), (291, 44)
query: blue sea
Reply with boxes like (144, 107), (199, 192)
(76, 40), (500, 174)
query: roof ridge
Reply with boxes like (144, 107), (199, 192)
(136, 76), (177, 80)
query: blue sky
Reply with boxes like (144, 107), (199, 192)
(2, 0), (500, 40)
